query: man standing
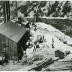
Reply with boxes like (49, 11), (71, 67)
(3, 48), (8, 65)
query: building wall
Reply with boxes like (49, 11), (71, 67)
(0, 34), (17, 59)
(8, 39), (17, 58)
(17, 31), (29, 50)
(17, 31), (29, 60)
(0, 34), (4, 54)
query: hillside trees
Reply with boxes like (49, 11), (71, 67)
(47, 1), (59, 16)
(62, 1), (71, 17)
(4, 1), (72, 18)
(16, 1), (47, 17)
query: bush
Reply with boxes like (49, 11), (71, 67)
(21, 54), (44, 65)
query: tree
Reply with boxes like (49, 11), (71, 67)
(62, 1), (71, 17)
(3, 1), (10, 23)
(47, 1), (59, 16)
(16, 1), (47, 17)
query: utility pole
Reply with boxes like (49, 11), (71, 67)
(3, 1), (10, 23)
(15, 1), (17, 17)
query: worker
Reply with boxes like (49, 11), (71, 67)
(2, 48), (8, 65)
(25, 22), (30, 28)
(43, 35), (44, 41)
(52, 38), (54, 48)
(34, 25), (37, 31)
(18, 47), (23, 61)
(15, 17), (25, 27)
(33, 42), (40, 53)
(36, 42), (40, 48)
(3, 52), (8, 65)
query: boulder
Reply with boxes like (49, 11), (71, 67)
(55, 50), (65, 59)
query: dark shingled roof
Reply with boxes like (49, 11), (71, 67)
(0, 21), (27, 42)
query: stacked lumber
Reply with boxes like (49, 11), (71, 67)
(29, 58), (54, 71)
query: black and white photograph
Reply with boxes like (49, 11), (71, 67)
(0, 0), (72, 71)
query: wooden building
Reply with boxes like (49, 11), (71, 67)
(0, 21), (29, 59)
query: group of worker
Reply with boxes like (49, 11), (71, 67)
(33, 35), (45, 53)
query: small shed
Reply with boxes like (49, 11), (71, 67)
(0, 21), (29, 60)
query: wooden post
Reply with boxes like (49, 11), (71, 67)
(3, 2), (6, 23)
(3, 1), (10, 23)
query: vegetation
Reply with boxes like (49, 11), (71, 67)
(14, 1), (72, 18)
(62, 1), (71, 17)
(0, 1), (72, 21)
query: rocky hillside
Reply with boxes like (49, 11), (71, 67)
(0, 22), (72, 71)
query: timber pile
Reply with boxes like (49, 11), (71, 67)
(29, 58), (54, 71)
(42, 61), (72, 71)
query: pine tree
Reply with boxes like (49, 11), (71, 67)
(62, 1), (71, 17)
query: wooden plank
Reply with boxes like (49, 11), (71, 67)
(29, 58), (54, 71)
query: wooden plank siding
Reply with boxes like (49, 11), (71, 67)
(17, 31), (29, 51)
(0, 34), (3, 54)
(8, 39), (17, 58)
(0, 34), (17, 59)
